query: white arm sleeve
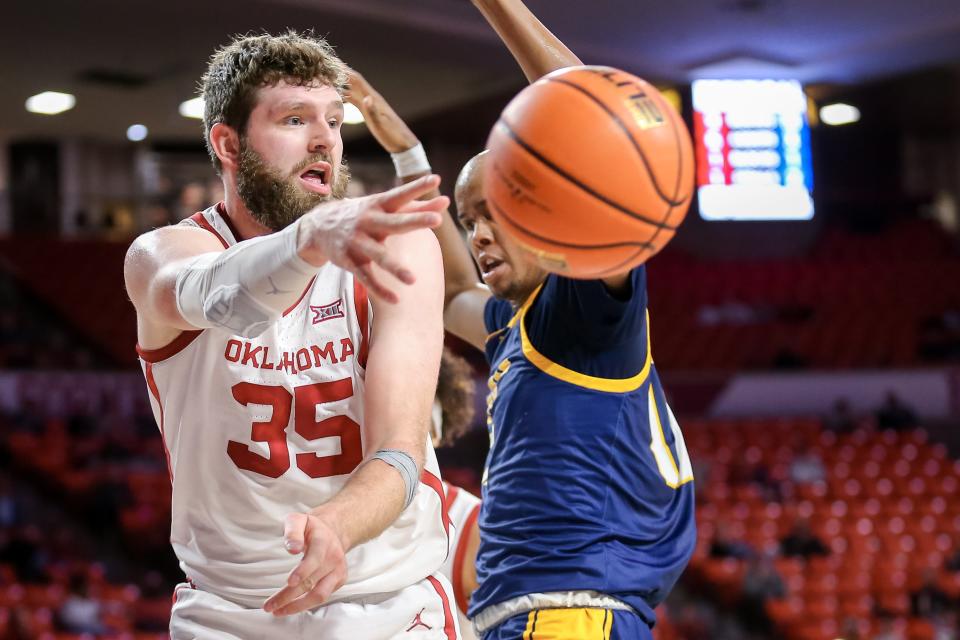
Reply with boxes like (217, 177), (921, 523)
(175, 221), (320, 338)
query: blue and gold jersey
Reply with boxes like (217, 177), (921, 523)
(470, 266), (696, 628)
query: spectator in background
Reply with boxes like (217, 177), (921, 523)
(876, 391), (917, 431)
(58, 573), (106, 635)
(839, 617), (863, 640)
(739, 551), (785, 636)
(0, 475), (23, 528)
(0, 526), (47, 583)
(910, 569), (951, 619)
(789, 443), (826, 485)
(945, 537), (960, 572)
(932, 610), (958, 640)
(710, 521), (754, 560)
(825, 397), (857, 434)
(780, 518), (829, 558)
(873, 614), (905, 640)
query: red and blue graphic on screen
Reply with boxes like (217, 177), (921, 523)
(691, 80), (815, 221)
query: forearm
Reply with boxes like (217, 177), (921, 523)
(317, 230), (442, 550)
(472, 0), (582, 82)
(173, 221), (320, 338)
(436, 209), (483, 309)
(310, 456), (414, 551)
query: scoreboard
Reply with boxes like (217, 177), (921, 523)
(691, 79), (815, 221)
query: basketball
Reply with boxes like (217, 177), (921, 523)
(483, 65), (695, 278)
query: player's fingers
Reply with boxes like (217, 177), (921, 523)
(271, 570), (343, 616)
(352, 236), (415, 285)
(351, 262), (399, 304)
(366, 211), (442, 236)
(265, 537), (329, 613)
(377, 175), (441, 212)
(263, 573), (312, 613)
(282, 513), (308, 555)
(395, 195), (451, 214)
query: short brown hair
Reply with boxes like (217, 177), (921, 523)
(200, 31), (349, 173)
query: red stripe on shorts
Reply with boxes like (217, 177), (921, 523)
(426, 574), (458, 640)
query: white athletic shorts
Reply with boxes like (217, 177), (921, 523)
(170, 573), (462, 639)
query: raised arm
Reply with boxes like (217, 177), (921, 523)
(472, 0), (632, 292)
(471, 0), (582, 82)
(346, 70), (492, 351)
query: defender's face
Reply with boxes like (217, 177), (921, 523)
(243, 81), (346, 199)
(455, 163), (546, 305)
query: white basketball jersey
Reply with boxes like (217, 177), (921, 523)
(440, 482), (481, 640)
(138, 204), (450, 609)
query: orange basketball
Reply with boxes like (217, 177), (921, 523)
(484, 65), (694, 279)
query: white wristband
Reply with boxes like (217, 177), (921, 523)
(390, 143), (431, 178)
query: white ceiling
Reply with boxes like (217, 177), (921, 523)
(3, 0), (960, 142)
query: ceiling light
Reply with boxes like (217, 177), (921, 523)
(127, 124), (149, 142)
(25, 91), (76, 115)
(179, 97), (204, 120)
(819, 103), (860, 126)
(343, 102), (365, 125)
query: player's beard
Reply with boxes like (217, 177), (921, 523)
(236, 140), (351, 231)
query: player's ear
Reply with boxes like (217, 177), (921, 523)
(209, 123), (242, 172)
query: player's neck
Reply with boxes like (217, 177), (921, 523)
(222, 187), (274, 240)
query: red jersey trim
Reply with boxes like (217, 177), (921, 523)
(452, 501), (480, 616)
(353, 279), (370, 368)
(136, 330), (203, 363)
(421, 470), (451, 540)
(189, 211), (229, 249)
(426, 574), (458, 640)
(282, 275), (317, 317)
(144, 363), (174, 484)
(215, 202), (244, 242)
(445, 483), (460, 505)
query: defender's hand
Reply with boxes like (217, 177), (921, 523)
(296, 175), (447, 303)
(263, 512), (348, 616)
(345, 69), (420, 155)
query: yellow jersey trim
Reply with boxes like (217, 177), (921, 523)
(648, 386), (695, 489)
(518, 285), (653, 393)
(484, 293), (529, 344)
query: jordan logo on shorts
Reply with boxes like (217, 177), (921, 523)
(406, 608), (432, 632)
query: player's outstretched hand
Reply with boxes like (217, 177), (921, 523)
(263, 512), (347, 616)
(297, 174), (447, 303)
(344, 68), (419, 155)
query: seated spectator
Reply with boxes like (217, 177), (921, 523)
(911, 568), (951, 619)
(739, 551), (785, 636)
(839, 617), (863, 640)
(780, 518), (829, 558)
(0, 526), (46, 583)
(58, 573), (106, 635)
(825, 397), (857, 434)
(946, 537), (960, 572)
(876, 391), (917, 431)
(873, 615), (905, 640)
(710, 522), (754, 560)
(933, 610), (958, 640)
(789, 444), (826, 485)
